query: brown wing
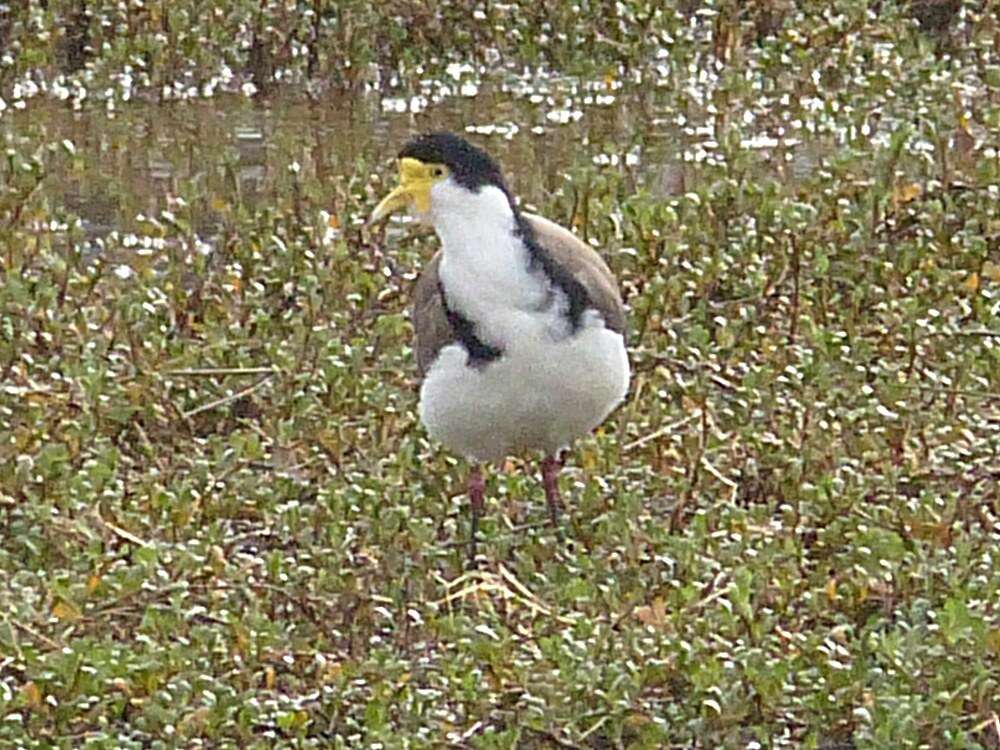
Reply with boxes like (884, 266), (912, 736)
(410, 214), (627, 375)
(411, 250), (455, 376)
(523, 213), (627, 341)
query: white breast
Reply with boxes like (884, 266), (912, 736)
(419, 319), (629, 462)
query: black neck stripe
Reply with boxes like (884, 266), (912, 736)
(514, 214), (592, 333)
(437, 280), (503, 367)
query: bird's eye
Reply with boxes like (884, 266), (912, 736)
(434, 167), (444, 177)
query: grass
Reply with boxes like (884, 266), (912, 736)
(1, 1), (999, 748)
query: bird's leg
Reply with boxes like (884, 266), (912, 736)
(541, 454), (564, 527)
(468, 464), (485, 562)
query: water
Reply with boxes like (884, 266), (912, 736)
(4, 80), (703, 243)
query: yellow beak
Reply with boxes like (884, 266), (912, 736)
(370, 158), (438, 223)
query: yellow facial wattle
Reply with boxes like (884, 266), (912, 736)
(370, 158), (448, 222)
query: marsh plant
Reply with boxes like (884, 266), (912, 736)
(1, 1), (999, 748)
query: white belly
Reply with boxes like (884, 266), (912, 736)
(418, 317), (629, 462)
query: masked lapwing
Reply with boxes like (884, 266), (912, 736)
(371, 132), (629, 558)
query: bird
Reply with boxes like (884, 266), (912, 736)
(370, 132), (629, 559)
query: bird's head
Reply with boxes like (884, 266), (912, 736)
(370, 132), (514, 226)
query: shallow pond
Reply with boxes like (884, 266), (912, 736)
(6, 69), (828, 249)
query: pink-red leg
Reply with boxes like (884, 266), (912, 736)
(468, 464), (485, 562)
(541, 454), (564, 527)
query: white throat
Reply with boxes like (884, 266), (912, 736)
(429, 181), (515, 252)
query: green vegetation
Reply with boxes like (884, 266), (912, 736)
(2, 1), (999, 748)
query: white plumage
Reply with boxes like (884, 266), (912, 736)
(419, 183), (630, 461)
